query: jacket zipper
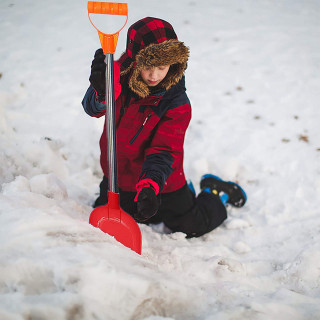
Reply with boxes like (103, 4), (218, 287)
(129, 114), (152, 145)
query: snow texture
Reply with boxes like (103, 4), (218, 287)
(1, 0), (320, 319)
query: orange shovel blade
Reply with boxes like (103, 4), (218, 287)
(89, 191), (142, 254)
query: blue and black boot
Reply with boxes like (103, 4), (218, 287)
(200, 174), (247, 208)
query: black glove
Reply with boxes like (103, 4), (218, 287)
(135, 187), (160, 222)
(89, 48), (106, 102)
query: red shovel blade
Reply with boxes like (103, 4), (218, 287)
(89, 191), (142, 254)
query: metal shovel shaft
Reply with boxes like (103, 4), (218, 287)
(105, 53), (117, 193)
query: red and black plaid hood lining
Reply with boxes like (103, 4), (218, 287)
(117, 17), (189, 98)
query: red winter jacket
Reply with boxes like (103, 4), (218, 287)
(82, 71), (191, 193)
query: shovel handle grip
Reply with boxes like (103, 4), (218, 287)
(88, 2), (128, 54)
(88, 2), (128, 15)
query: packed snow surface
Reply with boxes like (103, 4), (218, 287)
(1, 0), (320, 319)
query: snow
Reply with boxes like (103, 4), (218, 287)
(1, 0), (320, 319)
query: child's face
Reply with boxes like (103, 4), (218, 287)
(140, 65), (170, 87)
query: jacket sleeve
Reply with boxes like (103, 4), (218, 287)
(140, 103), (191, 191)
(81, 61), (121, 118)
(82, 85), (106, 118)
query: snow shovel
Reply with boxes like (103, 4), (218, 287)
(87, 2), (142, 254)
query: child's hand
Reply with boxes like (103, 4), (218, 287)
(89, 49), (106, 102)
(134, 187), (160, 222)
(134, 179), (160, 222)
(89, 49), (121, 103)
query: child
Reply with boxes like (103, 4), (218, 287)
(82, 17), (247, 238)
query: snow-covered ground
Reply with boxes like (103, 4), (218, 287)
(1, 0), (320, 319)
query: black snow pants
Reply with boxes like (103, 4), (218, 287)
(94, 176), (227, 238)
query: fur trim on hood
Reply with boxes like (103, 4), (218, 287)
(128, 39), (189, 98)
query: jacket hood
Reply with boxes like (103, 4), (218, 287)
(117, 17), (189, 98)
